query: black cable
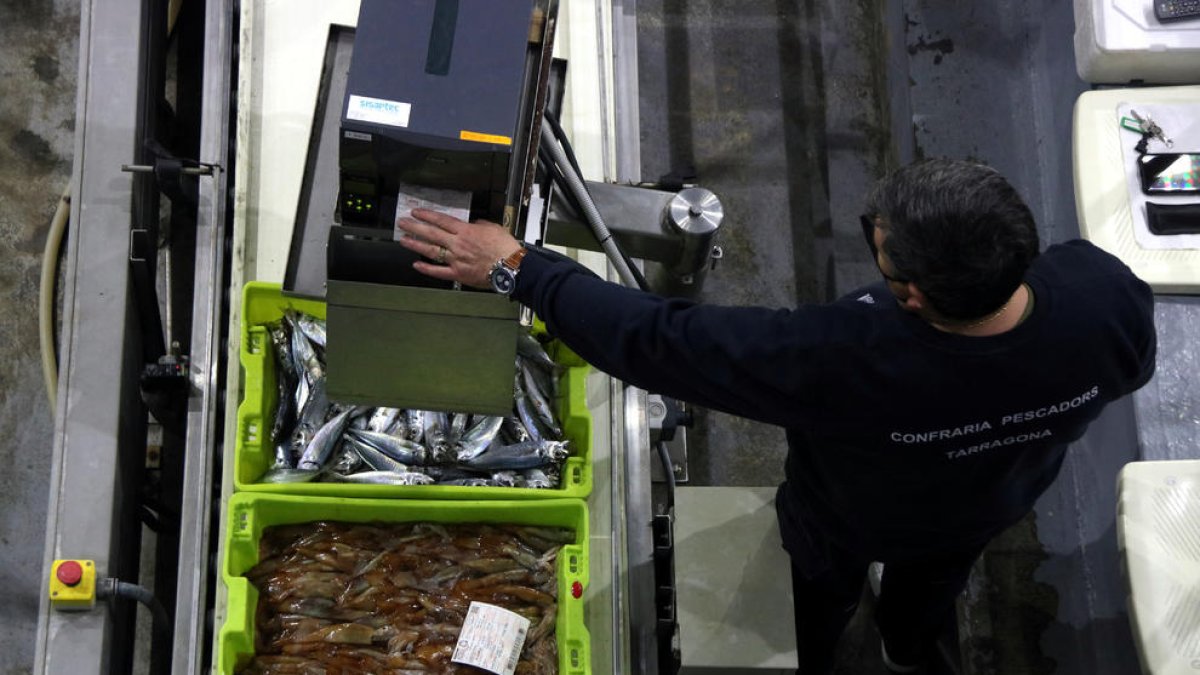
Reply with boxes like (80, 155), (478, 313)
(537, 130), (651, 292)
(543, 110), (585, 182)
(656, 440), (676, 510)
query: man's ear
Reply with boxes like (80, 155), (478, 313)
(902, 282), (928, 312)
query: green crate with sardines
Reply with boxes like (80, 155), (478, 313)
(234, 282), (593, 499)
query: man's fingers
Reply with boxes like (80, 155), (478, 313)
(411, 208), (467, 235)
(395, 232), (437, 259)
(396, 218), (448, 246)
(412, 260), (458, 281)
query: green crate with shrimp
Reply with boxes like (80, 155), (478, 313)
(235, 282), (593, 499)
(217, 493), (590, 674)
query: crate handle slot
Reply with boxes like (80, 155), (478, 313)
(243, 418), (260, 445)
(567, 639), (587, 673)
(248, 327), (266, 356)
(232, 503), (254, 539)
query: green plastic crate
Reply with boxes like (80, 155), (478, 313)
(235, 282), (593, 498)
(217, 493), (590, 675)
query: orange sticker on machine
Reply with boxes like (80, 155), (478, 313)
(460, 130), (513, 146)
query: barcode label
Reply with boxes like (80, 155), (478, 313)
(451, 602), (531, 675)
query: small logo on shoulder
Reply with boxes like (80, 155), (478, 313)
(857, 293), (875, 304)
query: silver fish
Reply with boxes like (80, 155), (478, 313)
(422, 408), (451, 458)
(367, 407), (402, 434)
(515, 383), (545, 444)
(348, 436), (410, 473)
(517, 332), (560, 372)
(422, 465), (486, 483)
(287, 314), (324, 384)
(348, 429), (430, 466)
(271, 368), (299, 448)
(490, 471), (518, 488)
(296, 313), (327, 349)
(448, 413), (470, 446)
(519, 361), (562, 438)
(405, 409), (424, 442)
(271, 440), (295, 471)
(456, 416), (504, 462)
(519, 468), (554, 489)
(289, 379), (329, 453)
(502, 416), (530, 445)
(331, 442), (362, 474)
(261, 468), (320, 484)
(438, 478), (493, 487)
(328, 471), (435, 486)
(268, 322), (299, 381)
(298, 407), (357, 471)
(461, 440), (569, 471)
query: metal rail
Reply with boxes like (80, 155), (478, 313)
(171, 0), (235, 672)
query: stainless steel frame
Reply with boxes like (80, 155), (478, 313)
(171, 0), (235, 672)
(34, 0), (150, 671)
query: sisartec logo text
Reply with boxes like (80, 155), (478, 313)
(359, 99), (399, 113)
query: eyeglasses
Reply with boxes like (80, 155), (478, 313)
(860, 214), (909, 284)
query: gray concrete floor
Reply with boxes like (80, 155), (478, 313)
(0, 1), (79, 673)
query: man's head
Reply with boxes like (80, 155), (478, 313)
(864, 159), (1040, 323)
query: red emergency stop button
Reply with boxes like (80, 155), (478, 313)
(56, 561), (83, 587)
(571, 581), (583, 599)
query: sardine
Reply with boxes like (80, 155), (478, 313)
(438, 478), (493, 487)
(456, 416), (503, 462)
(423, 411), (450, 455)
(329, 471), (435, 486)
(518, 468), (554, 489)
(287, 313), (324, 384)
(268, 322), (299, 381)
(460, 440), (569, 471)
(490, 471), (518, 488)
(331, 442), (362, 475)
(367, 407), (401, 434)
(348, 436), (409, 473)
(348, 429), (430, 466)
(517, 332), (560, 372)
(271, 440), (295, 471)
(515, 383), (545, 444)
(519, 361), (562, 438)
(404, 409), (423, 442)
(502, 416), (530, 445)
(290, 379), (330, 453)
(298, 407), (357, 471)
(448, 413), (469, 446)
(296, 313), (327, 349)
(261, 467), (321, 484)
(271, 367), (299, 448)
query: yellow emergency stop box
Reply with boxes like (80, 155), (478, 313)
(49, 559), (96, 611)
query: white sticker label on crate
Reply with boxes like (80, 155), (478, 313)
(451, 601), (530, 675)
(393, 182), (472, 241)
(346, 94), (411, 128)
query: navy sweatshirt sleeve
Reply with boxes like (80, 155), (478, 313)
(511, 249), (839, 427)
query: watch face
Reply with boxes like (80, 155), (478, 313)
(490, 267), (516, 295)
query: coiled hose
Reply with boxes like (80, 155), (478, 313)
(40, 189), (70, 414)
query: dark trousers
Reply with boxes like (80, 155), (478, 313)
(790, 538), (985, 674)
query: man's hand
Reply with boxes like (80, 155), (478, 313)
(396, 209), (523, 289)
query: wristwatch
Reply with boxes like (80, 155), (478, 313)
(488, 247), (527, 296)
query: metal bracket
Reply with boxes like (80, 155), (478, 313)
(647, 394), (690, 484)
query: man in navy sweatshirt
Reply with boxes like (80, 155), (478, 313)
(396, 159), (1157, 674)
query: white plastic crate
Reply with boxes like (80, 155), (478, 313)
(1075, 0), (1200, 84)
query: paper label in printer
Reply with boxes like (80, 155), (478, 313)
(346, 94), (412, 128)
